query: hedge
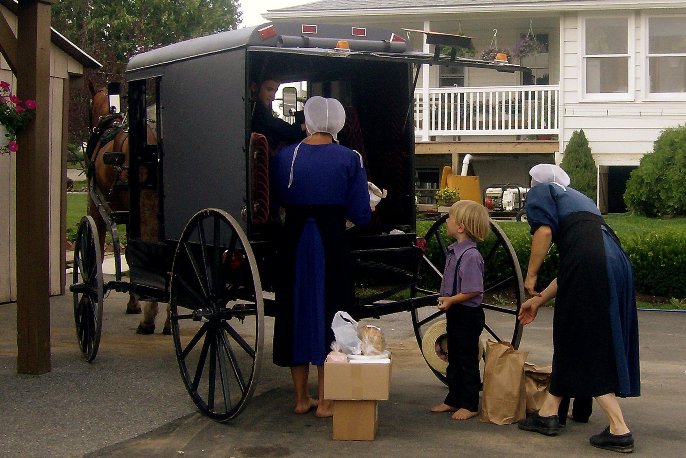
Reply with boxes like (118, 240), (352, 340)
(417, 214), (686, 299)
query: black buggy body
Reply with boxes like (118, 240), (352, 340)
(70, 22), (526, 421)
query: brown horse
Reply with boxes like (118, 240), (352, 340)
(87, 81), (169, 334)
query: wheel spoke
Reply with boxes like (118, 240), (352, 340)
(222, 321), (256, 358)
(196, 218), (214, 295)
(174, 274), (209, 310)
(207, 335), (217, 410)
(215, 332), (233, 413)
(191, 332), (212, 392)
(181, 322), (209, 359)
(181, 241), (209, 300)
(220, 329), (247, 394)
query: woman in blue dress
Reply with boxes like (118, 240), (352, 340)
(270, 96), (371, 417)
(517, 164), (640, 453)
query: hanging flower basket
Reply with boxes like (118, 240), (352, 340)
(0, 81), (37, 155)
(511, 34), (546, 59)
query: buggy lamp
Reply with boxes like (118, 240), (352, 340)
(335, 40), (351, 52)
(415, 237), (428, 253)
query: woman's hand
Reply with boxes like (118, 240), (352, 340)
(525, 272), (541, 297)
(518, 297), (541, 325)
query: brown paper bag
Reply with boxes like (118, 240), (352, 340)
(524, 363), (552, 413)
(479, 340), (528, 425)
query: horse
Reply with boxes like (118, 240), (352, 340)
(87, 81), (170, 335)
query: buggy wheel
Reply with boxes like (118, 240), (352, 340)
(71, 216), (104, 362)
(411, 214), (525, 382)
(516, 208), (528, 222)
(170, 208), (264, 421)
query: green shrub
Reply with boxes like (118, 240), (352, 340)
(624, 125), (686, 217)
(561, 129), (597, 200)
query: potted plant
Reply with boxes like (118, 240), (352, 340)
(0, 81), (37, 155)
(480, 47), (510, 63)
(435, 187), (460, 207)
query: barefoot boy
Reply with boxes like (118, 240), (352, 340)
(431, 200), (490, 420)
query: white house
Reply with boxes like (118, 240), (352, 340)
(0, 0), (100, 303)
(266, 0), (686, 212)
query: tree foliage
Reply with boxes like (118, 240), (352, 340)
(561, 129), (597, 200)
(51, 0), (241, 143)
(624, 125), (686, 217)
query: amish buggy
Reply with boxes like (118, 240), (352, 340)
(70, 22), (527, 421)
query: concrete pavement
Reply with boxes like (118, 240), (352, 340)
(1, 282), (685, 457)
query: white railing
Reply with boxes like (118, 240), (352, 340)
(414, 85), (559, 139)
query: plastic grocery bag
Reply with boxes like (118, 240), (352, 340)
(331, 311), (361, 355)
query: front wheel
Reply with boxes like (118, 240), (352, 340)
(170, 208), (264, 421)
(70, 216), (104, 362)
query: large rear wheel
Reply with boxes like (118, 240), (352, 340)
(170, 209), (264, 421)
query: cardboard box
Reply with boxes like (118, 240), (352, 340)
(323, 357), (392, 400)
(332, 400), (378, 441)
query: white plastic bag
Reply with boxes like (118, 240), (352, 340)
(368, 181), (387, 210)
(331, 311), (361, 355)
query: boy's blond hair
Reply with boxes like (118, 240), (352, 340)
(448, 200), (490, 242)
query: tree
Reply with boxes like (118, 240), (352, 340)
(561, 129), (597, 200)
(51, 0), (241, 144)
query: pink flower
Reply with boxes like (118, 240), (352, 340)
(8, 140), (18, 152)
(15, 105), (25, 112)
(9, 94), (20, 104)
(24, 99), (36, 110)
(0, 81), (9, 91)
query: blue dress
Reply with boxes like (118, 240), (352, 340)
(271, 142), (371, 366)
(527, 183), (640, 398)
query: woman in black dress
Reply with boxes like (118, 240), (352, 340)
(517, 164), (640, 453)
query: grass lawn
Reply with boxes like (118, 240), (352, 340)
(67, 191), (126, 244)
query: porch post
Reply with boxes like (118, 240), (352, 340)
(16, 0), (54, 374)
(421, 20), (430, 142)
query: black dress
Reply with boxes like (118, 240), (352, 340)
(527, 183), (640, 398)
(251, 102), (304, 150)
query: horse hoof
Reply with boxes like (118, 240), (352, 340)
(136, 323), (155, 335)
(126, 306), (142, 315)
(162, 327), (172, 336)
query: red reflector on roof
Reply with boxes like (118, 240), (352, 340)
(351, 27), (367, 37)
(258, 24), (277, 40)
(302, 24), (318, 34)
(390, 33), (405, 43)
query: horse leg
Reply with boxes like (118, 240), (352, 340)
(136, 300), (158, 334)
(126, 293), (142, 314)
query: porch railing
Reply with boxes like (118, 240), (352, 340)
(414, 85), (559, 139)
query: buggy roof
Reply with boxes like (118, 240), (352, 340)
(126, 21), (524, 80)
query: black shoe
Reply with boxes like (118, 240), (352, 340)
(518, 411), (562, 436)
(590, 426), (634, 453)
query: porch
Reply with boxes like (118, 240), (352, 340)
(414, 84), (560, 140)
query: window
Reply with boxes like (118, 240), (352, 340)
(582, 17), (631, 99)
(647, 16), (686, 96)
(439, 65), (465, 87)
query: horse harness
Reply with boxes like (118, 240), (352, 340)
(86, 113), (129, 195)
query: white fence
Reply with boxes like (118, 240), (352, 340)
(415, 85), (559, 139)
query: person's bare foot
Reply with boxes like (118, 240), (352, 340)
(451, 408), (478, 420)
(315, 399), (333, 418)
(294, 397), (318, 414)
(431, 403), (457, 413)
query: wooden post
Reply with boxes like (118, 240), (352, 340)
(15, 0), (54, 374)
